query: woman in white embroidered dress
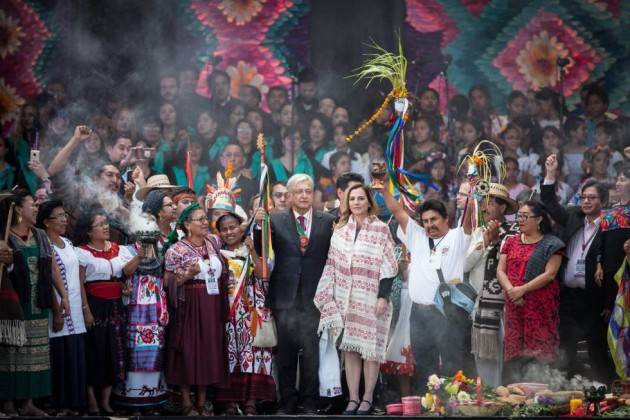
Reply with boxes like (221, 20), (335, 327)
(314, 185), (397, 415)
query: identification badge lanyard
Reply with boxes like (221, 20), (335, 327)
(576, 224), (597, 277)
(181, 240), (220, 295)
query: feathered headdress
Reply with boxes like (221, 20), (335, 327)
(458, 140), (506, 228)
(206, 160), (242, 212)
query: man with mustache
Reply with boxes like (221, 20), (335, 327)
(379, 174), (473, 391)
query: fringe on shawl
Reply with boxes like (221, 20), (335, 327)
(471, 330), (500, 360)
(338, 343), (384, 363)
(0, 320), (27, 346)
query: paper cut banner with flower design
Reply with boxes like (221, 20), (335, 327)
(404, 0), (630, 112)
(181, 0), (309, 103)
(0, 0), (55, 133)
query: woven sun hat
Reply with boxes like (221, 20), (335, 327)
(488, 183), (519, 215)
(136, 174), (178, 200)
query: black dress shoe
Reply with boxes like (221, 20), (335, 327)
(342, 400), (360, 416)
(356, 400), (374, 416)
(277, 405), (298, 415)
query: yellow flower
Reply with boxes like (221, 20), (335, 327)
(217, 0), (265, 26)
(421, 393), (434, 410)
(0, 78), (25, 126)
(0, 10), (25, 59)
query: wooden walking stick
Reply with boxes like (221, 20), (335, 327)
(0, 202), (15, 288)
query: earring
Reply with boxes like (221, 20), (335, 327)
(17, 216), (22, 224)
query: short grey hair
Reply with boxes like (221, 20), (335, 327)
(286, 173), (314, 192)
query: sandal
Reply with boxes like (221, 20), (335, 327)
(222, 402), (238, 416)
(196, 405), (213, 416)
(182, 405), (199, 416)
(244, 401), (257, 416)
(19, 406), (49, 417)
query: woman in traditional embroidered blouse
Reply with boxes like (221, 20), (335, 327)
(0, 191), (69, 416)
(214, 212), (275, 415)
(112, 190), (173, 411)
(314, 185), (397, 416)
(74, 206), (139, 415)
(37, 199), (93, 415)
(163, 204), (228, 416)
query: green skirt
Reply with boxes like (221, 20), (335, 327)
(0, 302), (51, 399)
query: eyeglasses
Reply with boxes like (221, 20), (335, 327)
(581, 194), (600, 201)
(515, 213), (539, 221)
(48, 213), (69, 220)
(189, 217), (209, 224)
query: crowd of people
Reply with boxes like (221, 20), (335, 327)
(1, 64), (630, 416)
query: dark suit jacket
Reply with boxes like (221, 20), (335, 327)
(266, 209), (335, 311)
(540, 182), (603, 312)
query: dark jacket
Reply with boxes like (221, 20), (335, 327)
(540, 182), (603, 312)
(266, 209), (335, 311)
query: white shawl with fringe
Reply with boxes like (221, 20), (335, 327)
(314, 215), (397, 362)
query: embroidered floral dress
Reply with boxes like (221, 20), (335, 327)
(113, 243), (169, 408)
(501, 235), (561, 362)
(215, 245), (275, 402)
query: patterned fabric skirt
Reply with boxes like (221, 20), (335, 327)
(0, 307), (51, 399)
(113, 372), (167, 407)
(50, 333), (86, 409)
(215, 372), (276, 402)
(85, 295), (127, 386)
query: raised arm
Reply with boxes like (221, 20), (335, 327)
(381, 186), (409, 233)
(540, 154), (569, 225)
(47, 125), (92, 176)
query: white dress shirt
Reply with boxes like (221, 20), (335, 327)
(564, 217), (600, 288)
(293, 208), (313, 238)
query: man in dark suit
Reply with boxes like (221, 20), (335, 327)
(265, 173), (335, 414)
(207, 69), (242, 135)
(541, 154), (613, 382)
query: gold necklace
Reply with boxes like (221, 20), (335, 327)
(521, 233), (543, 244)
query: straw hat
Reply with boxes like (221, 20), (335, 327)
(487, 183), (518, 215)
(136, 175), (178, 200)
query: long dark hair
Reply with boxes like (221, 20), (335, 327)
(35, 199), (64, 230)
(522, 200), (552, 234)
(0, 189), (31, 237)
